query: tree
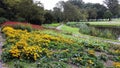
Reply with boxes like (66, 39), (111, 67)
(63, 2), (81, 21)
(16, 0), (45, 24)
(85, 3), (97, 21)
(85, 3), (107, 20)
(68, 0), (85, 8)
(0, 0), (45, 24)
(56, 1), (88, 22)
(93, 3), (107, 19)
(53, 7), (63, 23)
(104, 10), (113, 21)
(44, 10), (54, 24)
(104, 0), (119, 17)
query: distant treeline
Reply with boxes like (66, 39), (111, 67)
(0, 0), (120, 25)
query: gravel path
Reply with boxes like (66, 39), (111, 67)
(0, 28), (7, 68)
(56, 24), (63, 30)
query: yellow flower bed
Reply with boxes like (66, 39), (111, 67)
(2, 26), (74, 61)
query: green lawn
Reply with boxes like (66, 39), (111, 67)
(42, 23), (60, 28)
(88, 21), (120, 27)
(60, 25), (79, 34)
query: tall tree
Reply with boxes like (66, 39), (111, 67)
(104, 10), (113, 21)
(93, 3), (107, 19)
(56, 1), (88, 22)
(85, 3), (97, 21)
(63, 2), (82, 21)
(44, 10), (54, 24)
(68, 0), (85, 8)
(53, 7), (63, 22)
(104, 0), (119, 17)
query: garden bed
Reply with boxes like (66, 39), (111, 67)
(1, 26), (120, 68)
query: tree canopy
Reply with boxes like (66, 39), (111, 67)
(0, 0), (120, 24)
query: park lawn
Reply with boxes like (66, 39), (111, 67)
(60, 25), (79, 34)
(42, 23), (60, 28)
(48, 23), (60, 27)
(88, 21), (120, 28)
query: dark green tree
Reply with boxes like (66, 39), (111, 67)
(0, 0), (45, 24)
(68, 0), (85, 8)
(53, 7), (63, 23)
(44, 11), (54, 24)
(104, 0), (119, 17)
(93, 3), (107, 19)
(104, 10), (113, 21)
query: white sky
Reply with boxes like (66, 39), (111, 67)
(34, 0), (104, 10)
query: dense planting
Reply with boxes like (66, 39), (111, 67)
(1, 26), (120, 68)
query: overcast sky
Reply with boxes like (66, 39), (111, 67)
(34, 0), (104, 10)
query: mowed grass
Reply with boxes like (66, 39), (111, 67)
(88, 18), (120, 28)
(88, 21), (120, 27)
(61, 25), (79, 34)
(42, 23), (60, 28)
(49, 23), (60, 27)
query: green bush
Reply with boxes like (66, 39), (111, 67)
(79, 23), (91, 34)
(12, 24), (33, 32)
(0, 17), (8, 24)
(16, 17), (26, 22)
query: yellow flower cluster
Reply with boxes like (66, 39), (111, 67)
(87, 60), (94, 64)
(114, 50), (120, 54)
(88, 50), (95, 55)
(74, 57), (83, 61)
(113, 62), (120, 67)
(9, 40), (42, 60)
(2, 26), (74, 61)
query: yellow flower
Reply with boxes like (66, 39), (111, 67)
(88, 50), (95, 55)
(3, 26), (75, 61)
(113, 62), (120, 67)
(88, 60), (94, 64)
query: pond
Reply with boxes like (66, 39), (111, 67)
(90, 26), (120, 40)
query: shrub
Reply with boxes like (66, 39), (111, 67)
(2, 23), (33, 32)
(12, 24), (33, 32)
(16, 17), (26, 22)
(79, 23), (91, 34)
(0, 17), (8, 25)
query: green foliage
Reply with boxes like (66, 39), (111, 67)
(78, 23), (91, 34)
(2, 24), (33, 32)
(12, 24), (33, 32)
(2, 27), (120, 68)
(104, 0), (119, 16)
(0, 17), (8, 24)
(67, 22), (118, 39)
(16, 18), (26, 22)
(36, 61), (68, 68)
(0, 0), (45, 24)
(98, 54), (108, 62)
(104, 10), (113, 21)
